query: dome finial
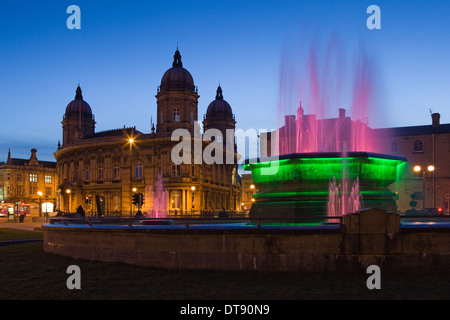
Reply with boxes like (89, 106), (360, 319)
(173, 48), (183, 67)
(75, 84), (83, 100)
(216, 84), (223, 100)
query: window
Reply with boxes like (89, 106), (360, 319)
(171, 190), (181, 210)
(414, 140), (424, 153)
(173, 108), (180, 122)
(16, 185), (23, 195)
(45, 175), (52, 183)
(85, 167), (90, 181)
(97, 164), (104, 180)
(29, 186), (37, 195)
(113, 163), (120, 180)
(16, 173), (22, 181)
(6, 173), (10, 181)
(190, 110), (194, 123)
(172, 164), (181, 177)
(45, 187), (52, 196)
(29, 174), (38, 182)
(135, 162), (143, 179)
(391, 141), (398, 153)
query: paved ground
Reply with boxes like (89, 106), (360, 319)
(0, 218), (45, 232)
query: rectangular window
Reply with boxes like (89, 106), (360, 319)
(173, 108), (180, 122)
(135, 162), (143, 179)
(171, 190), (181, 210)
(29, 174), (38, 182)
(45, 175), (52, 183)
(29, 186), (37, 195)
(172, 164), (181, 177)
(45, 187), (52, 196)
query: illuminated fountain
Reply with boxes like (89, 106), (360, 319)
(243, 41), (407, 221)
(149, 174), (168, 218)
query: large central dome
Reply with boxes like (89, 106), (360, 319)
(159, 49), (195, 93)
(65, 85), (93, 119)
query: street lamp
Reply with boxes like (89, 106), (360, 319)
(66, 189), (71, 213)
(37, 191), (43, 217)
(128, 137), (135, 217)
(414, 165), (436, 211)
(191, 186), (196, 212)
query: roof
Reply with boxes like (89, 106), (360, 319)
(84, 127), (142, 140)
(374, 124), (450, 137)
(6, 158), (56, 168)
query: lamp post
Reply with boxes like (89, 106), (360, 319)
(37, 191), (43, 217)
(128, 138), (135, 217)
(414, 165), (435, 211)
(66, 189), (71, 213)
(191, 186), (196, 213)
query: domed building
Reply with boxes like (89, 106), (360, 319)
(54, 49), (241, 216)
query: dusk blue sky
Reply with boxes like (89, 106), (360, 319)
(1, 0), (450, 162)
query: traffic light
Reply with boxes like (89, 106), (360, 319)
(85, 196), (89, 204)
(138, 193), (144, 207)
(132, 193), (139, 205)
(89, 196), (93, 205)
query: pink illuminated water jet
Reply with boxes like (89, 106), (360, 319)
(274, 37), (382, 217)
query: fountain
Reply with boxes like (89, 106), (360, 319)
(150, 174), (168, 218)
(243, 40), (407, 222)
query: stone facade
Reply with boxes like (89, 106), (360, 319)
(54, 50), (241, 216)
(0, 148), (57, 217)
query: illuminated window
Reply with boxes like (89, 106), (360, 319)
(173, 108), (180, 122)
(171, 190), (181, 209)
(414, 140), (424, 153)
(29, 174), (38, 182)
(45, 175), (52, 183)
(135, 162), (143, 178)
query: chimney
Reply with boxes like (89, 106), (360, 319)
(30, 148), (38, 160)
(339, 108), (346, 119)
(432, 113), (440, 127)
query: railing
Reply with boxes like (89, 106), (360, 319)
(48, 215), (344, 229)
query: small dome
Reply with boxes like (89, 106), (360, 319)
(159, 49), (195, 93)
(205, 86), (233, 119)
(65, 85), (93, 119)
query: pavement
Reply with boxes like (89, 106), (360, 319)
(0, 217), (45, 232)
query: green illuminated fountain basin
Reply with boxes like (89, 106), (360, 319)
(243, 152), (407, 221)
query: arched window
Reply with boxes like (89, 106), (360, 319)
(97, 164), (104, 181)
(414, 140), (424, 153)
(173, 108), (180, 122)
(113, 163), (120, 180)
(135, 162), (143, 179)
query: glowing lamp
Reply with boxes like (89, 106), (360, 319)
(413, 165), (421, 173)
